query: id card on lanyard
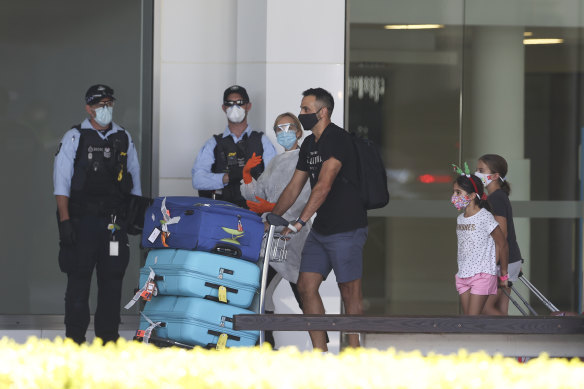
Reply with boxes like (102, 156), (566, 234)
(108, 215), (120, 256)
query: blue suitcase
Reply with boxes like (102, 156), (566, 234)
(138, 296), (259, 349)
(136, 249), (260, 308)
(141, 196), (264, 262)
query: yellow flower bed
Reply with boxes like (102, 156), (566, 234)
(0, 337), (582, 388)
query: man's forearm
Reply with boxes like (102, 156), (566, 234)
(56, 195), (70, 222)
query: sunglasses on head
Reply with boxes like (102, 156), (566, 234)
(224, 100), (248, 107)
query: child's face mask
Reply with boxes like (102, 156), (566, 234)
(451, 194), (471, 210)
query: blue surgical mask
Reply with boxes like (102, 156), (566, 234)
(277, 131), (298, 150)
(94, 106), (113, 126)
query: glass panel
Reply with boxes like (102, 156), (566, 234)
(350, 0), (583, 315)
(349, 0), (465, 315)
(0, 0), (152, 314)
(462, 1), (582, 312)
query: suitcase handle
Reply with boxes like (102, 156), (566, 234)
(139, 334), (194, 350)
(204, 282), (239, 294)
(211, 243), (242, 258)
(206, 330), (240, 342)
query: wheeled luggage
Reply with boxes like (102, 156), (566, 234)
(503, 272), (561, 316)
(141, 196), (264, 262)
(133, 248), (260, 308)
(137, 295), (259, 349)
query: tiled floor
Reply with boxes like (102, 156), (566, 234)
(0, 315), (140, 344)
(0, 329), (137, 344)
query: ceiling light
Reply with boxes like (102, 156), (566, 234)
(523, 38), (564, 45)
(523, 31), (533, 37)
(384, 24), (444, 30)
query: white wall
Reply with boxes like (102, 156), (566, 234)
(155, 0), (345, 196)
(154, 0), (346, 352)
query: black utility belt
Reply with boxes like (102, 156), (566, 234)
(69, 203), (125, 218)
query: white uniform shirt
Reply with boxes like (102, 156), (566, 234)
(191, 126), (277, 191)
(53, 118), (142, 197)
(456, 208), (499, 278)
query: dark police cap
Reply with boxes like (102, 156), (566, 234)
(223, 85), (249, 103)
(85, 84), (116, 105)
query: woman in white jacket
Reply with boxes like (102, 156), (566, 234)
(240, 112), (312, 346)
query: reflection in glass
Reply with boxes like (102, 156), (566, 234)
(349, 0), (583, 315)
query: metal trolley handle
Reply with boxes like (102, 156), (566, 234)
(258, 213), (289, 346)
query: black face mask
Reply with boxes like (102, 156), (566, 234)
(298, 108), (321, 131)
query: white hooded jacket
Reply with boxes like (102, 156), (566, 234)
(240, 148), (311, 283)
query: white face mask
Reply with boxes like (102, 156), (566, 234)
(474, 171), (496, 187)
(94, 106), (113, 127)
(226, 105), (246, 123)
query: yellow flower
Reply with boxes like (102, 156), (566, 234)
(0, 337), (582, 388)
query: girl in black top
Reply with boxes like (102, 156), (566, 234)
(475, 154), (523, 315)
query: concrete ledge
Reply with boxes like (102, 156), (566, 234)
(234, 314), (584, 357)
(363, 333), (584, 358)
(234, 314), (584, 334)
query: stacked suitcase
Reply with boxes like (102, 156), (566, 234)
(126, 196), (265, 349)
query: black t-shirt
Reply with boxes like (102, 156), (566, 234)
(488, 189), (523, 263)
(296, 123), (367, 235)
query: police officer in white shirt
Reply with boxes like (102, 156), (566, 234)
(53, 84), (142, 344)
(191, 85), (276, 207)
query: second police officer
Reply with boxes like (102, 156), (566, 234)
(192, 85), (276, 207)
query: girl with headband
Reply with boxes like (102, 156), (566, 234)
(475, 154), (523, 316)
(451, 163), (509, 315)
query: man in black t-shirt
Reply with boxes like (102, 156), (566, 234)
(272, 87), (368, 351)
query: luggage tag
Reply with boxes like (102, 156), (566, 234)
(141, 280), (157, 301)
(216, 333), (228, 350)
(218, 286), (228, 303)
(124, 268), (158, 309)
(154, 197), (181, 247)
(140, 312), (163, 344)
(147, 227), (161, 243)
(140, 268), (159, 301)
(108, 215), (120, 256)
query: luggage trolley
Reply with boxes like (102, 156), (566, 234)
(258, 213), (291, 345)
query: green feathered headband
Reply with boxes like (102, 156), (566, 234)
(451, 162), (487, 200)
(451, 162), (470, 177)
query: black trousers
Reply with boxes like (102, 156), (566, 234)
(59, 214), (130, 344)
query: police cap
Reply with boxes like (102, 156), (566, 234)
(85, 84), (116, 105)
(223, 85), (249, 104)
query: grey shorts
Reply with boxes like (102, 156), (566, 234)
(299, 226), (368, 283)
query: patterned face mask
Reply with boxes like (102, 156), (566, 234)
(451, 194), (471, 210)
(474, 171), (495, 187)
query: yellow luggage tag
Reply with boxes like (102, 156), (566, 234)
(216, 333), (228, 350)
(218, 286), (227, 303)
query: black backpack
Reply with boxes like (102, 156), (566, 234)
(346, 132), (390, 210)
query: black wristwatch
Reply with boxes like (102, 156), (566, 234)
(295, 217), (306, 227)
